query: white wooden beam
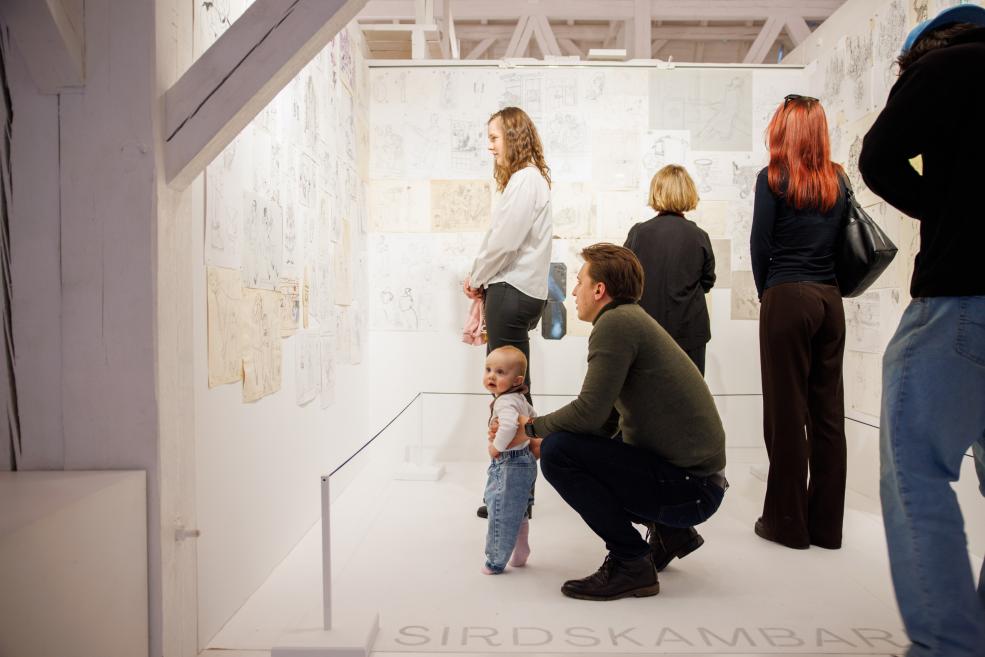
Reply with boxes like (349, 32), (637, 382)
(558, 37), (583, 58)
(454, 24), (767, 42)
(783, 14), (812, 47)
(504, 16), (533, 58)
(360, 1), (844, 22)
(742, 15), (783, 63)
(0, 0), (84, 93)
(631, 0), (651, 60)
(442, 0), (460, 58)
(530, 15), (561, 57)
(164, 0), (368, 189)
(465, 36), (497, 59)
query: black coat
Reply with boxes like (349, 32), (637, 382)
(624, 212), (716, 350)
(859, 27), (985, 297)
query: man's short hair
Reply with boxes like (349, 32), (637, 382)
(489, 345), (527, 377)
(580, 243), (644, 303)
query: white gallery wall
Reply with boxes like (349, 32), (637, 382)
(189, 2), (375, 649)
(365, 63), (811, 456)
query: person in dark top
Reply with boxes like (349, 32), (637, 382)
(625, 165), (716, 374)
(858, 7), (985, 656)
(750, 94), (847, 551)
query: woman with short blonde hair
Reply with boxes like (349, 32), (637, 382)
(625, 164), (716, 374)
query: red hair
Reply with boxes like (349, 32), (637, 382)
(766, 98), (843, 212)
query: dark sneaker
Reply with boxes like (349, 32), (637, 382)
(561, 554), (660, 601)
(477, 503), (532, 519)
(644, 523), (705, 571)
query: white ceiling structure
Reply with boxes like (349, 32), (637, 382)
(357, 0), (847, 64)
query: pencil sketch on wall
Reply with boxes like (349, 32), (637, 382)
(431, 180), (492, 232)
(207, 266), (245, 387)
(242, 289), (283, 402)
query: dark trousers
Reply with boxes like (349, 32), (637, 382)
(485, 282), (545, 400)
(540, 431), (726, 560)
(759, 282), (847, 548)
(683, 344), (706, 376)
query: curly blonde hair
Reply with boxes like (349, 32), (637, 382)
(488, 107), (551, 193)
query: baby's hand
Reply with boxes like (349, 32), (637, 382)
(487, 443), (501, 459)
(488, 418), (499, 441)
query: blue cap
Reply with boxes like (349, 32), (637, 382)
(901, 4), (985, 54)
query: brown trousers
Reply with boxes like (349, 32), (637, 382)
(759, 282), (847, 548)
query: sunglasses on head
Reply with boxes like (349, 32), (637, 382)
(784, 93), (819, 106)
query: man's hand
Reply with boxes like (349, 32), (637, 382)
(487, 443), (501, 459)
(529, 437), (543, 460)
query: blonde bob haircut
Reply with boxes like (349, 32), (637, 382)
(647, 164), (700, 214)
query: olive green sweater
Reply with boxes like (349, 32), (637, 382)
(532, 301), (726, 476)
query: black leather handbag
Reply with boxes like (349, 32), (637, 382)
(835, 186), (898, 297)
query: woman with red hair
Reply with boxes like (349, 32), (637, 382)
(750, 95), (847, 550)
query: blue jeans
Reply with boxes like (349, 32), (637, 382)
(540, 431), (727, 561)
(880, 296), (985, 657)
(483, 447), (537, 572)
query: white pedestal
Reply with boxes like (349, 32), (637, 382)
(393, 462), (445, 481)
(271, 611), (380, 657)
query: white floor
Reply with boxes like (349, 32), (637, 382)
(205, 448), (908, 657)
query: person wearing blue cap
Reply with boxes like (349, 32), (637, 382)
(858, 5), (985, 657)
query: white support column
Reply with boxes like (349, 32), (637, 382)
(0, 0), (84, 93)
(631, 0), (651, 59)
(742, 15), (784, 64)
(163, 0), (367, 189)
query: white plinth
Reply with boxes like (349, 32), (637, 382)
(271, 611), (380, 657)
(393, 462), (445, 481)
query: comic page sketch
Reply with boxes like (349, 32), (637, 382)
(449, 119), (489, 178)
(551, 183), (595, 239)
(281, 202), (303, 280)
(730, 271), (760, 320)
(641, 130), (691, 176)
(431, 180), (492, 232)
(751, 69), (809, 158)
(846, 287), (904, 354)
(592, 129), (641, 190)
(691, 200), (729, 238)
(348, 305), (364, 365)
(278, 279), (302, 338)
(596, 191), (651, 243)
(294, 332), (321, 406)
(371, 123), (407, 178)
(369, 181), (429, 233)
(845, 350), (882, 418)
(242, 289), (283, 402)
(711, 239), (732, 289)
(845, 32), (875, 117)
(299, 152), (317, 208)
(195, 0), (246, 55)
(207, 266), (244, 387)
(319, 336), (336, 409)
(339, 28), (355, 93)
(731, 159), (761, 200)
(728, 200), (754, 271)
(650, 69), (753, 152)
(334, 219), (353, 306)
(242, 193), (283, 290)
(205, 160), (244, 270)
(501, 73), (545, 117)
(542, 110), (591, 181)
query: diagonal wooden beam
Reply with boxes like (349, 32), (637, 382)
(530, 16), (561, 57)
(504, 15), (536, 58)
(651, 38), (668, 58)
(163, 0), (368, 190)
(783, 14), (812, 47)
(465, 36), (497, 59)
(0, 0), (84, 93)
(742, 15), (784, 63)
(558, 37), (583, 58)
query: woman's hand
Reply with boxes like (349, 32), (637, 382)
(463, 278), (483, 300)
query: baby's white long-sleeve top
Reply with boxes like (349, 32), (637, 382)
(490, 392), (536, 452)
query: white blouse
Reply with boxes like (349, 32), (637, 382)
(469, 166), (553, 300)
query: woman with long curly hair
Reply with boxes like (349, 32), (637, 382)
(465, 107), (552, 394)
(466, 106), (552, 519)
(750, 95), (848, 550)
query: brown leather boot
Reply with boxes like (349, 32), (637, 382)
(560, 554), (660, 601)
(644, 523), (705, 571)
